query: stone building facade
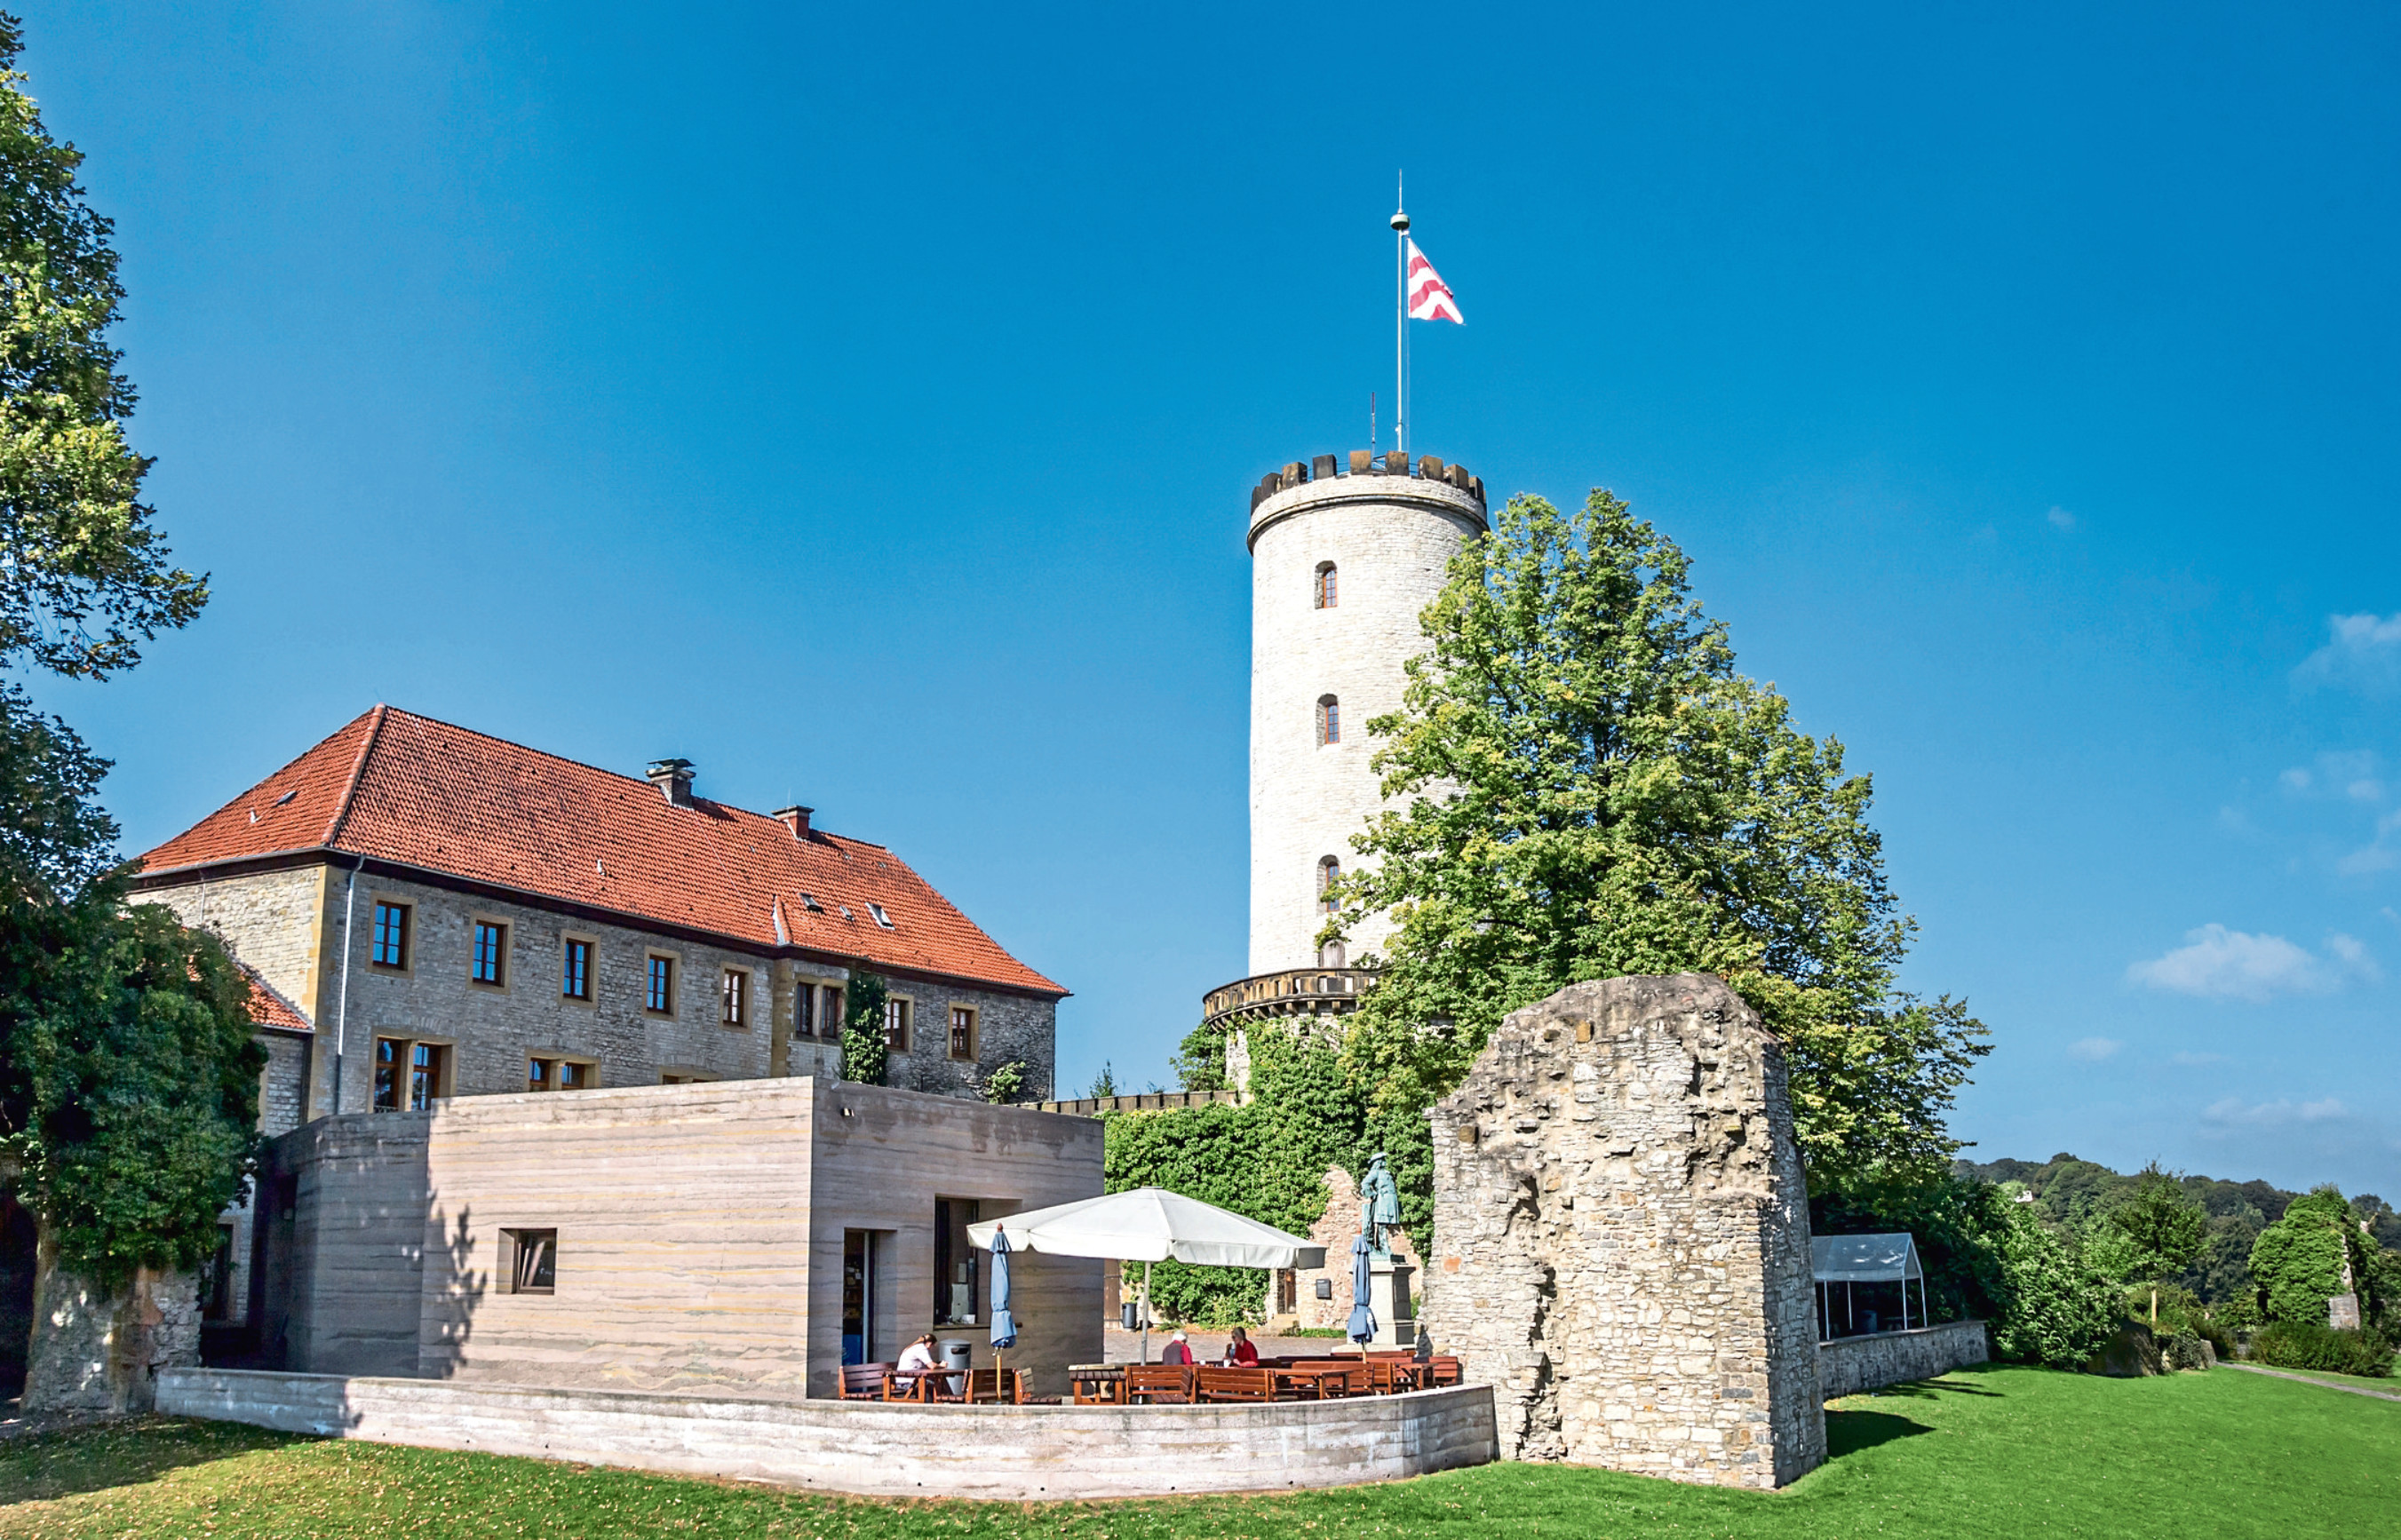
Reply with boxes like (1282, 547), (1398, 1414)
(88, 704), (1065, 1378)
(1428, 973), (1825, 1489)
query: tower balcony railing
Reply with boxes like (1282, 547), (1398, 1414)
(1201, 965), (1379, 1031)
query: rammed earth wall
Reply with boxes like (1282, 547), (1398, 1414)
(1428, 973), (1825, 1489)
(1815, 1321), (1989, 1398)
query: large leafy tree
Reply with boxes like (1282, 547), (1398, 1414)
(0, 17), (252, 1291)
(0, 16), (204, 681)
(2103, 1162), (2207, 1327)
(1329, 490), (1989, 1192)
(0, 694), (262, 1283)
(2250, 1188), (2377, 1325)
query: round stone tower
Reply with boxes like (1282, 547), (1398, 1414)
(1200, 449), (1487, 1047)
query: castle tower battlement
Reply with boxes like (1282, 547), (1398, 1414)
(1245, 450), (1487, 981)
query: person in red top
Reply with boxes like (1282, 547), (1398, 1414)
(1222, 1326), (1260, 1367)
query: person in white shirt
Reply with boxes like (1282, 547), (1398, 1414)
(894, 1332), (942, 1396)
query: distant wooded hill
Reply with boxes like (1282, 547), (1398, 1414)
(1954, 1154), (2401, 1305)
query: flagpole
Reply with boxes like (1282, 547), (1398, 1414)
(1391, 175), (1409, 462)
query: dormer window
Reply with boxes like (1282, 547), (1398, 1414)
(1315, 562), (1338, 608)
(868, 902), (894, 929)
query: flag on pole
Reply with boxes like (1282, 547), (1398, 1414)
(1404, 238), (1463, 324)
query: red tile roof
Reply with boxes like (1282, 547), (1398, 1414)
(240, 963), (314, 1033)
(139, 706), (1065, 997)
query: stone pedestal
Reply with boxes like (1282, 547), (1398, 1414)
(1369, 1256), (1416, 1349)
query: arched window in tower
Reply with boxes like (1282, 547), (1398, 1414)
(1317, 856), (1340, 914)
(1314, 561), (1339, 609)
(1316, 695), (1340, 746)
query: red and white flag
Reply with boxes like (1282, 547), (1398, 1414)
(1405, 238), (1463, 323)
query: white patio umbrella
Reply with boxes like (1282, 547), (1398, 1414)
(969, 1187), (1327, 1364)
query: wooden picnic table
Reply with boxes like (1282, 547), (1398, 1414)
(1069, 1364), (1125, 1405)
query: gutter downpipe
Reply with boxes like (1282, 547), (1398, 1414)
(333, 859), (360, 1115)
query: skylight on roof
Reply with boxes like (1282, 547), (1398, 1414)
(273, 789), (298, 806)
(799, 893), (823, 913)
(868, 902), (894, 929)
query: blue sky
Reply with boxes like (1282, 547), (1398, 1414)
(20, 3), (2400, 1196)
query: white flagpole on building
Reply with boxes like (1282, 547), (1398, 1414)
(1392, 172), (1409, 462)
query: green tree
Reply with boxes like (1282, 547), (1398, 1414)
(2105, 1162), (2207, 1327)
(839, 970), (890, 1086)
(0, 695), (262, 1284)
(1086, 1061), (1117, 1099)
(1990, 1207), (2121, 1368)
(0, 18), (204, 681)
(1331, 490), (1989, 1190)
(2250, 1188), (2374, 1324)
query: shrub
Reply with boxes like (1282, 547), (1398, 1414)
(1990, 1208), (2121, 1368)
(2247, 1322), (2396, 1377)
(2166, 1330), (2212, 1371)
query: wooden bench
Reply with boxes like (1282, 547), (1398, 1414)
(963, 1368), (1028, 1404)
(839, 1362), (896, 1401)
(1193, 1367), (1279, 1403)
(1123, 1365), (1194, 1404)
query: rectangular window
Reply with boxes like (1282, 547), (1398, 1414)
(821, 985), (844, 1039)
(949, 1005), (976, 1062)
(530, 1055), (597, 1091)
(722, 970), (747, 1028)
(378, 1037), (449, 1110)
(795, 983), (815, 1039)
(884, 997), (910, 1053)
(647, 954), (675, 1014)
(867, 901), (894, 929)
(371, 901), (410, 970)
(472, 921), (507, 986)
(409, 1042), (447, 1109)
(561, 938), (592, 1001)
(503, 1227), (557, 1295)
(934, 1198), (981, 1325)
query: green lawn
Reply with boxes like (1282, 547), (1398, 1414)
(1, 1366), (2394, 1539)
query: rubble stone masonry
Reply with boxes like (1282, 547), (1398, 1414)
(1428, 973), (1825, 1488)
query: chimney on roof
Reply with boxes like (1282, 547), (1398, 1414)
(647, 758), (696, 806)
(772, 805), (813, 840)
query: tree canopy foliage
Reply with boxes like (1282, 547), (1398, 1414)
(0, 694), (261, 1283)
(2251, 1188), (2380, 1326)
(0, 18), (204, 681)
(1326, 490), (1989, 1187)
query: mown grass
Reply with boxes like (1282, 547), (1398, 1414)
(1, 1365), (2395, 1539)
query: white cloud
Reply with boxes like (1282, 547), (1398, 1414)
(2203, 1095), (2351, 1128)
(2339, 808), (2401, 876)
(2295, 613), (2401, 695)
(2047, 506), (2078, 531)
(2126, 924), (2375, 1002)
(2068, 1036), (2121, 1062)
(2279, 766), (2312, 792)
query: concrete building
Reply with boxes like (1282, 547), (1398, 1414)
(1202, 450), (1485, 1068)
(123, 704), (1067, 1355)
(253, 1076), (1103, 1398)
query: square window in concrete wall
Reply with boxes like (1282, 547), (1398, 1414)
(645, 952), (677, 1016)
(470, 918), (509, 988)
(884, 996), (911, 1053)
(722, 969), (748, 1028)
(502, 1228), (557, 1295)
(560, 935), (595, 1002)
(370, 899), (412, 972)
(949, 1005), (977, 1061)
(373, 1036), (453, 1111)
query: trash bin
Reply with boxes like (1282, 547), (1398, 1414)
(1120, 1301), (1139, 1331)
(940, 1339), (974, 1375)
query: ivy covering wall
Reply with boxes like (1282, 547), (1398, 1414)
(1103, 1026), (1401, 1326)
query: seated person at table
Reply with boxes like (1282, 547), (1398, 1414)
(1222, 1326), (1260, 1367)
(895, 1332), (942, 1387)
(1161, 1329), (1195, 1366)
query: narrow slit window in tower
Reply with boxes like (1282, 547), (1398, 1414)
(1316, 695), (1340, 746)
(1317, 856), (1340, 913)
(1315, 562), (1338, 608)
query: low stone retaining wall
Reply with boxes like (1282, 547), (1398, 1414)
(155, 1369), (1497, 1500)
(1816, 1320), (1989, 1398)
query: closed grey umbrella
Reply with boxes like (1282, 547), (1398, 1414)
(989, 1226), (1018, 1400)
(1347, 1234), (1377, 1343)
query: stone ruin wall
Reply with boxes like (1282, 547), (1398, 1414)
(1427, 973), (1825, 1489)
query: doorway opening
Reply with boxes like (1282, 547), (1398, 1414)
(0, 1195), (37, 1403)
(841, 1229), (875, 1366)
